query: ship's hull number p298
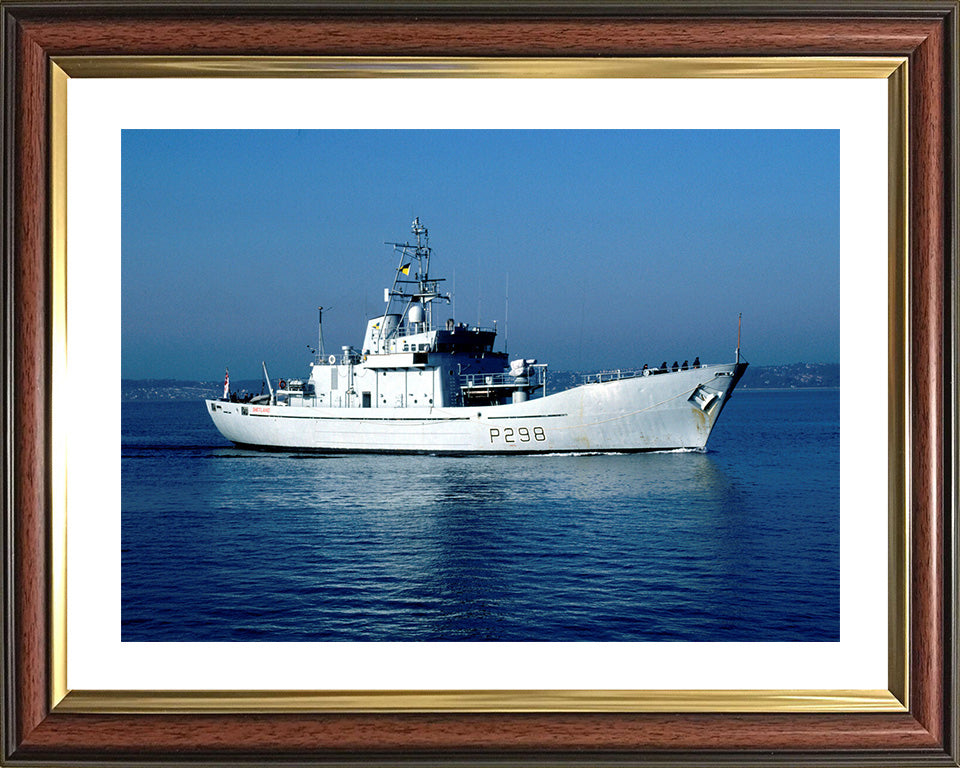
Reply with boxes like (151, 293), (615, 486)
(489, 426), (546, 443)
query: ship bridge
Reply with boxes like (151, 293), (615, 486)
(362, 314), (498, 358)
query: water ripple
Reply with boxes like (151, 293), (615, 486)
(122, 392), (839, 642)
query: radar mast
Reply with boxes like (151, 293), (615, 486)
(383, 217), (451, 334)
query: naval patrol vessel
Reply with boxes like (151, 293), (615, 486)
(207, 218), (747, 454)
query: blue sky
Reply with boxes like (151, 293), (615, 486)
(122, 129), (839, 380)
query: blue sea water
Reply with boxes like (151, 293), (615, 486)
(121, 389), (839, 642)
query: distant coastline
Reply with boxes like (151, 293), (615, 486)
(122, 362), (840, 403)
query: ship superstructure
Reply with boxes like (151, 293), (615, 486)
(207, 218), (747, 453)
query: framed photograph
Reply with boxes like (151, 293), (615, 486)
(2, 2), (957, 766)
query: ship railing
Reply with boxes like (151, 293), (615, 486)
(583, 364), (705, 384)
(393, 322), (497, 338)
(582, 369), (644, 384)
(462, 368), (546, 389)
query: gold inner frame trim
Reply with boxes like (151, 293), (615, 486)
(50, 61), (69, 710)
(48, 55), (909, 715)
(56, 688), (902, 715)
(53, 55), (904, 79)
(886, 60), (910, 710)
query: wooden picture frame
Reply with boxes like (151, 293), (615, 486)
(2, 2), (957, 765)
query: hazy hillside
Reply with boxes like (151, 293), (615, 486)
(739, 362), (839, 389)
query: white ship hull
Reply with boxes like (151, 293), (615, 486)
(207, 362), (746, 454)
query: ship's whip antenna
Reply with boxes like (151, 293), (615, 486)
(504, 272), (509, 357)
(736, 312), (742, 364)
(317, 306), (332, 360)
